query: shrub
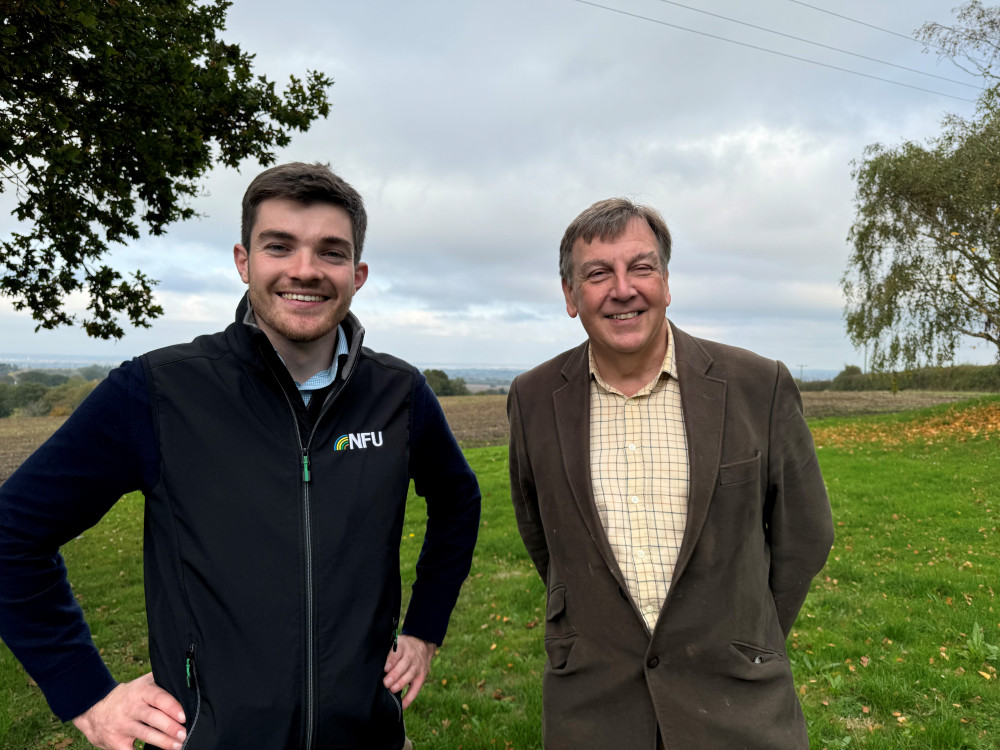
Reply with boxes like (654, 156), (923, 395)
(42, 378), (98, 417)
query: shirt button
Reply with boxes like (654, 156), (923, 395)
(631, 496), (639, 504)
(647, 656), (659, 669)
(628, 443), (636, 451)
(636, 549), (646, 559)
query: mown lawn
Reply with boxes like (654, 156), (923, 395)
(1, 397), (997, 749)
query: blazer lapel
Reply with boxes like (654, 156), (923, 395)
(670, 324), (727, 589)
(552, 342), (630, 591)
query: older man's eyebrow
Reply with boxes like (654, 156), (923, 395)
(577, 251), (660, 275)
(628, 251), (661, 267)
(577, 258), (610, 274)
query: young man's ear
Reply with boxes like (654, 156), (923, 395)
(353, 262), (369, 294)
(234, 245), (250, 284)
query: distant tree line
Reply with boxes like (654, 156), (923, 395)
(422, 369), (470, 397)
(0, 365), (110, 418)
(797, 363), (1000, 393)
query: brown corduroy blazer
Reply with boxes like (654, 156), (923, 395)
(507, 324), (834, 750)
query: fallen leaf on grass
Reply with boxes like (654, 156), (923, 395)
(811, 402), (1000, 448)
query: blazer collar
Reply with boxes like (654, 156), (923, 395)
(552, 341), (627, 587)
(551, 323), (729, 614)
(669, 323), (727, 598)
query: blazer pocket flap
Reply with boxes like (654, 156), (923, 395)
(546, 585), (567, 622)
(718, 451), (761, 486)
(730, 640), (784, 664)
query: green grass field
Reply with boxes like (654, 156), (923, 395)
(1, 398), (997, 749)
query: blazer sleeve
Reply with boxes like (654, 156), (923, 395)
(765, 362), (834, 636)
(507, 377), (549, 585)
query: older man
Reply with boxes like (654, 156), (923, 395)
(507, 198), (833, 749)
(0, 162), (481, 749)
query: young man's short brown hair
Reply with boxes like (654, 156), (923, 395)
(241, 162), (368, 262)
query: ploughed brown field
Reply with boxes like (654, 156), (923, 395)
(0, 391), (983, 483)
(438, 390), (983, 448)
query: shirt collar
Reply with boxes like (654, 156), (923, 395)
(588, 321), (678, 396)
(296, 325), (349, 389)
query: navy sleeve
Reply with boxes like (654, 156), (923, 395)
(401, 378), (481, 645)
(0, 359), (159, 721)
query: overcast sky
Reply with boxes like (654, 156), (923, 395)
(1, 0), (992, 372)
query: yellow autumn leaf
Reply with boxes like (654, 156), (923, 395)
(978, 671), (992, 679)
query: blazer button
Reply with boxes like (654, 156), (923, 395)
(618, 587), (628, 601)
(647, 656), (659, 669)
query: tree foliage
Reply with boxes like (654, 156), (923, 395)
(0, 0), (333, 338)
(843, 2), (1000, 369)
(422, 369), (470, 397)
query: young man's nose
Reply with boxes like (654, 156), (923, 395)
(289, 250), (324, 280)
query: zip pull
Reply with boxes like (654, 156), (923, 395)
(185, 644), (197, 689)
(301, 450), (311, 483)
(392, 617), (399, 652)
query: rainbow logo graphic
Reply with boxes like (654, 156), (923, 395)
(335, 432), (384, 450)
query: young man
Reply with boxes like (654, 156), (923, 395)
(507, 198), (833, 749)
(0, 163), (481, 749)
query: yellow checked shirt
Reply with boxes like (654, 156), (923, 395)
(588, 324), (689, 632)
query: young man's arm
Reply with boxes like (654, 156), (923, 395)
(384, 375), (481, 707)
(0, 361), (166, 725)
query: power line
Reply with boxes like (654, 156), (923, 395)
(652, 0), (979, 90)
(787, 0), (987, 67)
(570, 0), (977, 103)
(784, 0), (930, 47)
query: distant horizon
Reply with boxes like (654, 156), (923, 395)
(9, 351), (994, 383)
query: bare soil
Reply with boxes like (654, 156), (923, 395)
(439, 390), (986, 449)
(0, 392), (986, 482)
(798, 390), (981, 420)
(0, 417), (67, 484)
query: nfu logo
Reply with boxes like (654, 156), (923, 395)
(335, 432), (384, 451)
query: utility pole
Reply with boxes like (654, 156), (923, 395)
(797, 364), (807, 382)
